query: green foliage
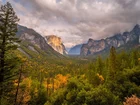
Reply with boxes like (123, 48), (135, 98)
(1, 41), (140, 105)
(109, 46), (118, 80)
(95, 56), (104, 74)
(85, 87), (120, 105)
(29, 80), (47, 105)
(46, 76), (121, 105)
(130, 50), (139, 68)
(0, 2), (20, 104)
(7, 44), (139, 105)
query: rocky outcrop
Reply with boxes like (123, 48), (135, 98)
(68, 44), (82, 55)
(45, 35), (67, 55)
(81, 24), (140, 56)
(17, 25), (60, 56)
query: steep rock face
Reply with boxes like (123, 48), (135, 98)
(45, 35), (67, 55)
(68, 44), (82, 55)
(81, 24), (140, 56)
(17, 25), (59, 55)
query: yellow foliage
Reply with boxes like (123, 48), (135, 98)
(56, 74), (67, 83)
(97, 73), (104, 82)
(22, 90), (31, 104)
(22, 78), (32, 88)
(45, 74), (70, 91)
(34, 88), (38, 97)
(16, 54), (28, 62)
(55, 74), (69, 88)
(14, 78), (32, 105)
(13, 79), (18, 86)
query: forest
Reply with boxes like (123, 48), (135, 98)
(0, 2), (140, 105)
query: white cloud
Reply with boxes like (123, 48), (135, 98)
(3, 0), (140, 48)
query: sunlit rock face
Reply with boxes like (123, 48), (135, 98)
(46, 35), (67, 55)
(81, 24), (140, 56)
(16, 25), (58, 55)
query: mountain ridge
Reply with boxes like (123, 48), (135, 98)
(16, 25), (65, 58)
(80, 24), (140, 56)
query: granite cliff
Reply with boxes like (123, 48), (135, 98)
(45, 35), (67, 55)
(81, 24), (140, 56)
(16, 25), (63, 57)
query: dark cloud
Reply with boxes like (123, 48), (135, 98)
(8, 0), (140, 47)
(115, 0), (138, 8)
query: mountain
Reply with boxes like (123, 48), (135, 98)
(16, 25), (64, 58)
(81, 24), (140, 56)
(68, 44), (82, 55)
(45, 35), (67, 55)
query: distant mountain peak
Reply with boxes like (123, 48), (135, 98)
(133, 24), (140, 30)
(68, 44), (82, 55)
(132, 24), (140, 34)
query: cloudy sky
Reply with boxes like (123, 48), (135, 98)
(1, 0), (140, 48)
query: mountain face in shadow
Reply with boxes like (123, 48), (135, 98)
(16, 25), (65, 58)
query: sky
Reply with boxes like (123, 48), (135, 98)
(1, 0), (140, 48)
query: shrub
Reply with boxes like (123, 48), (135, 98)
(123, 95), (140, 105)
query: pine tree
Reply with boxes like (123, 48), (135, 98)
(130, 50), (138, 68)
(109, 46), (117, 80)
(95, 56), (104, 74)
(0, 2), (19, 103)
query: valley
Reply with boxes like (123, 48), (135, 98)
(0, 1), (140, 105)
(6, 24), (140, 105)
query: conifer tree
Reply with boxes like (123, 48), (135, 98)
(0, 2), (19, 103)
(96, 56), (104, 74)
(130, 50), (138, 68)
(109, 46), (117, 80)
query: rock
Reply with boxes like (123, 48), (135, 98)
(45, 35), (67, 55)
(81, 24), (140, 56)
(17, 25), (59, 56)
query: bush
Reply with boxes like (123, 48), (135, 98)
(123, 95), (140, 105)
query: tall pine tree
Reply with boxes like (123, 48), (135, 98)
(0, 2), (19, 104)
(95, 56), (104, 74)
(109, 46), (117, 80)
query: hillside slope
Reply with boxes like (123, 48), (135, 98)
(16, 25), (65, 58)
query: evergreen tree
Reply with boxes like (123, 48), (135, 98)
(0, 2), (19, 104)
(109, 46), (117, 80)
(130, 50), (138, 68)
(95, 56), (104, 74)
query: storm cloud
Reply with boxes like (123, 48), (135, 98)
(4, 0), (140, 48)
